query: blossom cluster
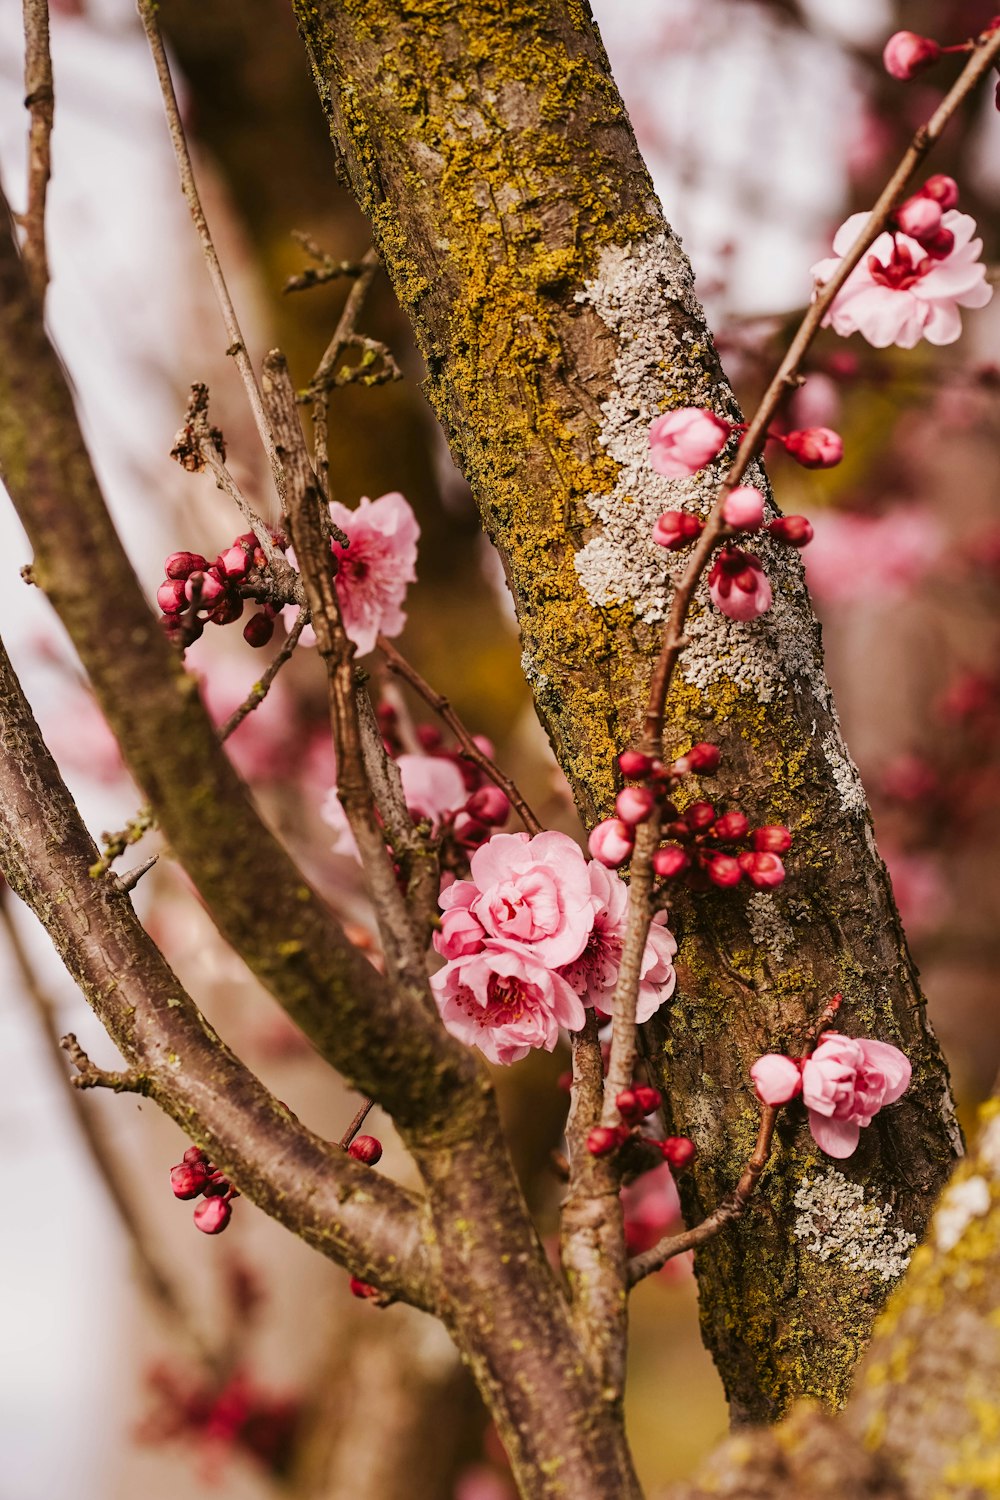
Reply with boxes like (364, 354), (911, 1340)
(138, 1364), (300, 1479)
(588, 742), (791, 891)
(430, 830), (677, 1065)
(586, 1084), (695, 1169)
(169, 1146), (239, 1234)
(751, 1031), (911, 1159)
(156, 533), (285, 650)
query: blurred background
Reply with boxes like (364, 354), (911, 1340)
(0, 1), (997, 1496)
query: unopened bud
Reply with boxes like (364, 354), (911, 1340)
(652, 510), (705, 551)
(618, 749), (654, 779)
(920, 226), (955, 260)
(587, 1125), (629, 1157)
(920, 173), (959, 210)
(193, 1196), (232, 1235)
(894, 193), (943, 242)
(751, 825), (792, 854)
(349, 1276), (382, 1300)
(679, 743), (721, 775)
(712, 810), (749, 841)
(185, 570), (225, 607)
(615, 1089), (644, 1122)
(660, 1136), (696, 1169)
(738, 851), (786, 888)
(170, 1161), (209, 1200)
(632, 1085), (662, 1116)
(165, 551), (209, 580)
(452, 811), (490, 847)
(243, 613), (275, 648)
(652, 845), (690, 879)
(588, 818), (635, 869)
(466, 786), (511, 826)
(767, 515), (814, 548)
(348, 1135), (383, 1165)
(157, 580), (187, 615)
(684, 801), (716, 832)
(782, 427), (843, 470)
(882, 30), (942, 80)
(722, 486), (765, 531)
(706, 853), (742, 888)
(616, 786), (656, 827)
(218, 544), (251, 581)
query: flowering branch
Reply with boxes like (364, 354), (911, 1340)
(18, 0), (53, 302)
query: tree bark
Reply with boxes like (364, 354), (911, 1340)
(290, 0), (960, 1418)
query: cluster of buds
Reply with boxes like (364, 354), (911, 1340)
(648, 405), (843, 482)
(156, 531), (288, 650)
(882, 23), (998, 82)
(138, 1364), (301, 1477)
(586, 1086), (696, 1169)
(886, 175), (961, 262)
(589, 740), (722, 869)
(169, 1146), (239, 1235)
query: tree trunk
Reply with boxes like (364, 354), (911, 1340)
(289, 0), (960, 1418)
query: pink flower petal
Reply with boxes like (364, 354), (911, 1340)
(808, 1111), (861, 1158)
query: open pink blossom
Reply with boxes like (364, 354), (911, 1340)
(434, 906), (486, 960)
(445, 830), (594, 969)
(811, 211), (992, 349)
(328, 491), (420, 654)
(430, 940), (586, 1066)
(801, 1032), (911, 1158)
(556, 862), (677, 1023)
(322, 750), (467, 857)
(648, 408), (731, 477)
(708, 549), (772, 621)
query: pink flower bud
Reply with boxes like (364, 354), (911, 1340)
(767, 516), (814, 548)
(722, 486), (765, 530)
(782, 428), (844, 469)
(452, 811), (490, 847)
(738, 851), (786, 888)
(185, 569), (225, 607)
(164, 551), (209, 580)
(615, 1089), (644, 1122)
(170, 1161), (209, 1199)
(894, 194), (942, 242)
(752, 825), (792, 854)
(183, 1146), (208, 1164)
(682, 742), (721, 775)
(466, 786), (511, 826)
(632, 1085), (662, 1115)
(882, 30), (942, 80)
(243, 612), (275, 648)
(433, 907), (485, 960)
(921, 226), (955, 260)
(648, 408), (731, 478)
(921, 173), (959, 210)
(348, 1135), (383, 1165)
(708, 549), (772, 621)
(706, 853), (742, 888)
(157, 579), (187, 615)
(618, 749), (654, 779)
(587, 1125), (629, 1157)
(712, 810), (749, 841)
(659, 1136), (696, 1169)
(217, 544), (251, 580)
(208, 593), (244, 627)
(750, 1054), (802, 1106)
(684, 801), (716, 831)
(652, 510), (704, 551)
(616, 786), (656, 826)
(193, 1196), (232, 1234)
(588, 818), (634, 868)
(652, 844), (690, 879)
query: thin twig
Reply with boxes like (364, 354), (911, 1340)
(62, 1033), (149, 1094)
(284, 232), (365, 295)
(0, 895), (214, 1363)
(377, 634), (543, 835)
(198, 428), (300, 590)
(19, 0), (53, 301)
(135, 0), (283, 502)
(218, 608), (309, 739)
(627, 995), (843, 1285)
(338, 1097), (375, 1150)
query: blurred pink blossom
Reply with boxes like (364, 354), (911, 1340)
(811, 211), (992, 348)
(881, 844), (946, 938)
(803, 508), (944, 605)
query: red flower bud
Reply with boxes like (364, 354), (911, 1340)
(587, 1125), (629, 1157)
(452, 811), (490, 847)
(193, 1196), (232, 1235)
(350, 1276), (383, 1300)
(920, 226), (955, 260)
(767, 515), (814, 548)
(588, 818), (634, 869)
(164, 551), (209, 580)
(466, 786), (511, 826)
(652, 844), (690, 879)
(348, 1135), (383, 1165)
(217, 544), (251, 580)
(751, 825), (792, 854)
(157, 579), (187, 615)
(185, 569), (225, 607)
(170, 1161), (209, 1200)
(243, 612), (275, 648)
(882, 30), (942, 80)
(618, 749), (654, 779)
(738, 851), (786, 888)
(183, 1146), (208, 1164)
(894, 193), (943, 243)
(632, 1085), (662, 1116)
(706, 853), (742, 888)
(659, 1136), (696, 1169)
(616, 786), (656, 827)
(615, 1089), (644, 1122)
(684, 801), (716, 832)
(782, 427), (843, 469)
(208, 592), (244, 627)
(678, 742), (721, 775)
(652, 510), (705, 551)
(712, 810), (749, 841)
(920, 173), (959, 210)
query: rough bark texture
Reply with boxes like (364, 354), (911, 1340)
(290, 0), (959, 1417)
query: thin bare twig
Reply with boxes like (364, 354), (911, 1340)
(284, 232), (365, 294)
(136, 0), (283, 502)
(377, 634), (543, 835)
(62, 1033), (149, 1094)
(627, 995), (843, 1285)
(19, 0), (53, 301)
(338, 1097), (375, 1150)
(217, 608), (309, 739)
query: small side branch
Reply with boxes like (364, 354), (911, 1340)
(217, 607), (310, 740)
(62, 1033), (150, 1094)
(284, 232), (365, 294)
(20, 0), (53, 301)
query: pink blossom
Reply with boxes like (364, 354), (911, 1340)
(396, 753), (467, 829)
(648, 408), (731, 477)
(781, 427), (843, 469)
(434, 904), (487, 960)
(722, 486), (765, 530)
(750, 1054), (802, 1106)
(708, 549), (772, 621)
(455, 830), (595, 968)
(430, 941), (585, 1066)
(811, 211), (992, 349)
(556, 861), (677, 1023)
(328, 491), (420, 654)
(803, 507), (943, 605)
(882, 31), (941, 80)
(801, 1032), (911, 1158)
(588, 818), (634, 868)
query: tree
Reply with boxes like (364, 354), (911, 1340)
(1, 3), (999, 1497)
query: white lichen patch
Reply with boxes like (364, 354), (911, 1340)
(934, 1174), (991, 1254)
(573, 234), (826, 707)
(793, 1171), (916, 1282)
(746, 890), (795, 965)
(821, 727), (868, 815)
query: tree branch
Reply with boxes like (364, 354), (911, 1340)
(19, 0), (53, 302)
